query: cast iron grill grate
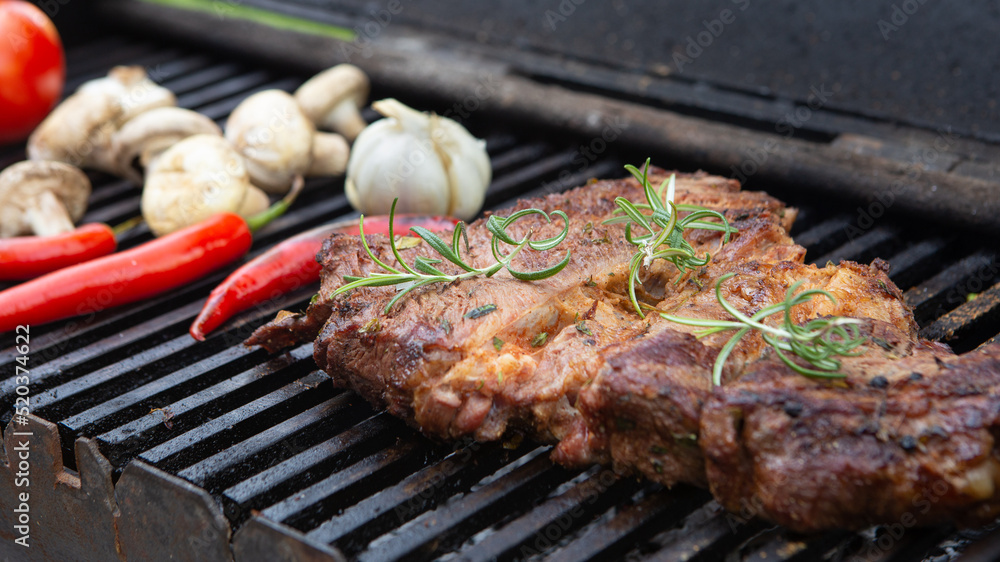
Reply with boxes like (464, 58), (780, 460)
(2, 32), (1000, 562)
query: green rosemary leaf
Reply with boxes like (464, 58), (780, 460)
(662, 274), (867, 384)
(333, 198), (573, 312)
(410, 225), (475, 272)
(531, 332), (549, 347)
(508, 249), (572, 281)
(605, 160), (735, 317)
(465, 304), (498, 319)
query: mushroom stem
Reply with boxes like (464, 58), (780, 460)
(325, 102), (368, 141)
(308, 133), (350, 177)
(294, 64), (370, 142)
(27, 190), (77, 237)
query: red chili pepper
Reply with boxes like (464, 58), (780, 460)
(189, 214), (459, 340)
(0, 213), (251, 332)
(0, 223), (118, 281)
(0, 178), (303, 332)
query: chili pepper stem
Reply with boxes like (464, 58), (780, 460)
(246, 175), (304, 232)
(111, 215), (145, 236)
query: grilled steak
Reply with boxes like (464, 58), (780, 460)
(248, 170), (1000, 532)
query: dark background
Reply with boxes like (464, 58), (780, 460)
(43, 1), (1000, 141)
(310, 0), (999, 141)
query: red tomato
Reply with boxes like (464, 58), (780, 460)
(0, 1), (65, 144)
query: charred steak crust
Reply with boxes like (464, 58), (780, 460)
(246, 169), (1000, 532)
(702, 327), (1000, 532)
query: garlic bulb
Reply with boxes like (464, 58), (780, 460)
(345, 99), (491, 221)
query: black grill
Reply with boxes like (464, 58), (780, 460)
(3, 11), (1000, 562)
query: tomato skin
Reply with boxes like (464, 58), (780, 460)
(0, 0), (65, 144)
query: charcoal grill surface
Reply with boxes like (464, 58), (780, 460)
(2, 24), (1000, 562)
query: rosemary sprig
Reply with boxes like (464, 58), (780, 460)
(661, 273), (868, 385)
(332, 198), (572, 313)
(604, 159), (736, 317)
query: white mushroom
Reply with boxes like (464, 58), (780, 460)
(226, 89), (349, 194)
(28, 66), (176, 174)
(0, 161), (91, 238)
(293, 64), (370, 142)
(141, 134), (269, 237)
(345, 98), (491, 221)
(111, 107), (222, 184)
(76, 66), (177, 123)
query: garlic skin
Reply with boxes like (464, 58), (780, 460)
(345, 99), (491, 221)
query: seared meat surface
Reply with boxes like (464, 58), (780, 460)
(248, 170), (1000, 532)
(703, 325), (1000, 532)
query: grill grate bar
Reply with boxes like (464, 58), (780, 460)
(182, 76), (300, 118)
(142, 53), (218, 87)
(986, 332), (1000, 347)
(65, 48), (192, 94)
(904, 250), (998, 323)
(640, 502), (770, 562)
(177, 392), (362, 489)
(261, 440), (424, 526)
(854, 525), (957, 562)
(483, 149), (592, 207)
(61, 344), (258, 432)
(138, 370), (329, 466)
(85, 178), (140, 209)
(173, 69), (276, 111)
(920, 280), (1000, 350)
(306, 442), (532, 553)
(453, 467), (642, 562)
(223, 413), (396, 506)
(357, 449), (568, 562)
(795, 214), (854, 259)
(32, 330), (203, 419)
(62, 43), (169, 90)
(489, 142), (553, 176)
(63, 36), (137, 69)
(97, 344), (314, 449)
(810, 225), (902, 267)
(508, 158), (624, 206)
(884, 237), (954, 290)
(544, 484), (711, 562)
(956, 526), (1000, 562)
(161, 61), (249, 97)
(0, 271), (223, 369)
(737, 528), (853, 562)
(16, 301), (201, 396)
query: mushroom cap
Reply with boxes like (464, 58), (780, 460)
(78, 65), (177, 123)
(27, 90), (121, 170)
(141, 134), (252, 237)
(0, 161), (91, 238)
(111, 107), (223, 184)
(225, 90), (314, 194)
(27, 66), (176, 173)
(294, 64), (370, 135)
